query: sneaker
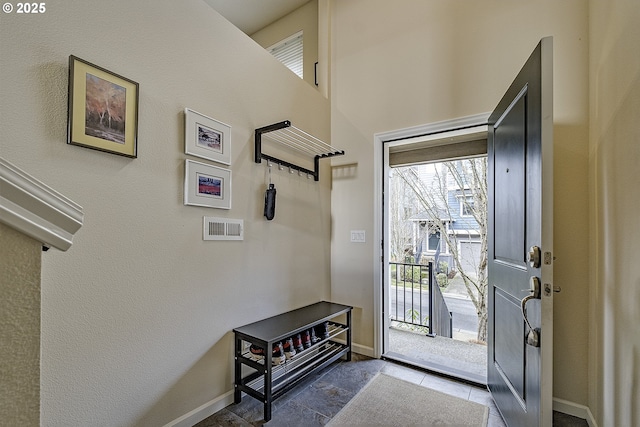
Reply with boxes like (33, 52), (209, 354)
(310, 328), (320, 344)
(292, 334), (304, 352)
(249, 344), (265, 361)
(315, 322), (330, 340)
(283, 338), (296, 359)
(302, 330), (312, 349)
(272, 342), (286, 365)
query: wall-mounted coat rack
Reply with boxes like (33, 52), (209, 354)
(255, 121), (344, 181)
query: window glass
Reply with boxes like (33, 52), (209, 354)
(428, 231), (440, 251)
(461, 196), (474, 216)
(268, 31), (303, 78)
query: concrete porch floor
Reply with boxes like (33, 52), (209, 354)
(387, 326), (487, 385)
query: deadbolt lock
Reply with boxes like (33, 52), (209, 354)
(528, 246), (541, 268)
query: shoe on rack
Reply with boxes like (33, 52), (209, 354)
(249, 344), (265, 361)
(302, 330), (312, 349)
(283, 338), (296, 359)
(272, 342), (286, 365)
(292, 333), (304, 352)
(315, 321), (330, 340)
(310, 327), (320, 344)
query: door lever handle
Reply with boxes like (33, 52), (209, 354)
(521, 276), (541, 347)
(521, 294), (540, 347)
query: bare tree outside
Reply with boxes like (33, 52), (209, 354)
(388, 169), (418, 263)
(391, 158), (488, 342)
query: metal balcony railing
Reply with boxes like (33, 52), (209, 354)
(389, 261), (452, 338)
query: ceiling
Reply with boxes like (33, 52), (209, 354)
(203, 0), (311, 35)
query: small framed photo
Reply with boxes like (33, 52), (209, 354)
(185, 108), (231, 165)
(184, 159), (231, 209)
(67, 55), (139, 158)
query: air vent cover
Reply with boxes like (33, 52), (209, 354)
(203, 217), (244, 241)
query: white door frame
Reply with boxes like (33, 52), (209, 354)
(372, 112), (490, 358)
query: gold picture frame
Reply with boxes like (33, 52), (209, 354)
(67, 55), (139, 158)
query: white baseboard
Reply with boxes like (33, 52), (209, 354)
(163, 390), (235, 427)
(165, 342), (375, 427)
(330, 338), (374, 358)
(352, 342), (374, 358)
(553, 397), (597, 427)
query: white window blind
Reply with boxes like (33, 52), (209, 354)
(268, 31), (303, 78)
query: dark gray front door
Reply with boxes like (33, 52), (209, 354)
(487, 37), (554, 427)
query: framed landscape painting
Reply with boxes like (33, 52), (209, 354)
(184, 108), (231, 165)
(67, 55), (139, 158)
(184, 159), (231, 209)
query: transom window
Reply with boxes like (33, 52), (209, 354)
(267, 31), (303, 78)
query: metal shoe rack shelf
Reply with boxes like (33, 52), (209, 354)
(233, 301), (352, 422)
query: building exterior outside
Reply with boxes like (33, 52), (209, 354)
(392, 160), (485, 278)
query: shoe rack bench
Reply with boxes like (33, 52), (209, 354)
(233, 301), (352, 422)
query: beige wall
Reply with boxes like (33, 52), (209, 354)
(0, 0), (331, 425)
(589, 0), (640, 426)
(330, 0), (590, 407)
(251, 0), (319, 91)
(2, 0), (637, 425)
(0, 223), (41, 426)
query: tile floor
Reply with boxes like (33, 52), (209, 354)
(194, 354), (587, 427)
